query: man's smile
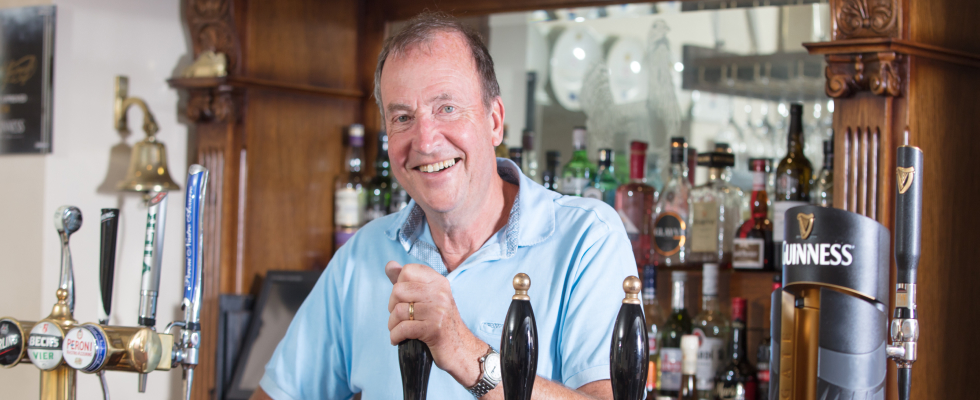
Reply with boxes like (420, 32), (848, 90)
(414, 157), (462, 173)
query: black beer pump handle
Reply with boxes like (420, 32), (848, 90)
(897, 368), (912, 400)
(99, 208), (120, 325)
(609, 276), (649, 400)
(500, 273), (538, 400)
(398, 338), (433, 400)
(895, 145), (922, 286)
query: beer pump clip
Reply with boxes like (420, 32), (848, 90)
(165, 164), (209, 400)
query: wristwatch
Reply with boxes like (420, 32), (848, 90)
(465, 345), (501, 398)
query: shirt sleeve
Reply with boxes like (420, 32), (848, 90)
(558, 207), (638, 390)
(259, 247), (354, 400)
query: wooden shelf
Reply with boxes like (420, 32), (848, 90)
(168, 76), (364, 99)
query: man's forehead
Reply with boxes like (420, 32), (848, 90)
(392, 30), (470, 60)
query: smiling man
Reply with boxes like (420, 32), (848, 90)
(252, 12), (636, 400)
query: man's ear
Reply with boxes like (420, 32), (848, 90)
(490, 96), (505, 147)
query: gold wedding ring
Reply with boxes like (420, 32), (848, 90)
(408, 302), (415, 321)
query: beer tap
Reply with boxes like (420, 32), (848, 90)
(98, 208), (120, 400)
(609, 276), (648, 400)
(500, 273), (538, 400)
(137, 191), (169, 392)
(54, 206), (82, 314)
(397, 340), (433, 399)
(887, 143), (922, 400)
(164, 164), (209, 400)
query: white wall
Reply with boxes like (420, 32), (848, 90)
(0, 0), (189, 399)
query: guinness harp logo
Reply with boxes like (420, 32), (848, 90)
(897, 166), (915, 194)
(798, 213), (815, 239)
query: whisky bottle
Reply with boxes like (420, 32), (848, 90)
(616, 142), (657, 271)
(733, 159), (774, 271)
(715, 298), (758, 400)
(811, 137), (834, 208)
(365, 130), (391, 223)
(679, 334), (699, 400)
(585, 148), (619, 207)
(772, 103), (812, 270)
(689, 152), (740, 266)
(659, 271), (693, 398)
(542, 150), (561, 192)
(713, 143), (748, 222)
(693, 263), (728, 399)
(335, 124), (367, 248)
(643, 264), (665, 396)
(653, 138), (692, 267)
(561, 127), (598, 196)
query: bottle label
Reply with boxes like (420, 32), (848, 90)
(0, 319), (24, 367)
(733, 238), (765, 269)
(753, 171), (766, 191)
(716, 380), (757, 400)
(646, 360), (657, 392)
(560, 176), (589, 196)
(63, 325), (107, 373)
(334, 228), (357, 248)
(335, 188), (364, 227)
(775, 174), (799, 199)
(757, 369), (770, 383)
(659, 347), (683, 390)
(691, 201), (720, 253)
(653, 212), (686, 256)
(27, 321), (63, 370)
(772, 201), (808, 242)
(694, 330), (723, 391)
(582, 186), (602, 200)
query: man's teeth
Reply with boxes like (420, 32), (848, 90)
(420, 159), (456, 172)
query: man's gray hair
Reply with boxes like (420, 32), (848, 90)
(374, 12), (500, 128)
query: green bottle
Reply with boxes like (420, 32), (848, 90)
(583, 148), (619, 207)
(560, 126), (598, 196)
(659, 271), (693, 399)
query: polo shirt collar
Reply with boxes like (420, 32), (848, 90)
(383, 158), (557, 259)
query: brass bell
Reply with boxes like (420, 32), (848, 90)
(117, 134), (180, 192)
(114, 75), (180, 192)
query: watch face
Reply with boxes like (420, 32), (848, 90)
(485, 352), (502, 381)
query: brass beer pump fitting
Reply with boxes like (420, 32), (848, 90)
(512, 273), (531, 301)
(622, 276), (641, 305)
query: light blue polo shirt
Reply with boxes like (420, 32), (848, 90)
(259, 158), (638, 399)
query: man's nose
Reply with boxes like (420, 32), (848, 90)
(413, 114), (443, 154)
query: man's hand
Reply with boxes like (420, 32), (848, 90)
(385, 261), (487, 387)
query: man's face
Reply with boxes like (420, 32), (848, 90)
(379, 32), (504, 215)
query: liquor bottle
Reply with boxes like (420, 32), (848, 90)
(687, 147), (698, 186)
(659, 271), (693, 398)
(561, 126), (598, 196)
(756, 276), (780, 400)
(495, 124), (510, 158)
(693, 263), (727, 399)
(542, 150), (562, 192)
(772, 103), (812, 270)
(389, 178), (410, 214)
(509, 147), (524, 171)
(522, 130), (540, 183)
(653, 138), (692, 267)
(335, 124), (367, 248)
(647, 153), (664, 193)
(689, 152), (740, 266)
(679, 335), (699, 400)
(616, 141), (657, 271)
(733, 159), (774, 271)
(643, 264), (665, 397)
(613, 132), (631, 184)
(585, 148), (619, 207)
(365, 130), (392, 223)
(714, 143), (749, 222)
(715, 298), (758, 400)
(811, 137), (834, 207)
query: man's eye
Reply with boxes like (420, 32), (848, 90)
(395, 115), (410, 123)
(442, 106), (454, 113)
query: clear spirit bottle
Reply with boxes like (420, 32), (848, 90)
(560, 127), (597, 196)
(693, 263), (728, 399)
(653, 138), (692, 267)
(690, 152), (740, 267)
(811, 137), (834, 208)
(585, 148), (619, 207)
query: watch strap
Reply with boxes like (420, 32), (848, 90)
(465, 345), (500, 398)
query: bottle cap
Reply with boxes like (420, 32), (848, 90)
(731, 297), (747, 321)
(522, 130), (535, 150)
(671, 271), (688, 282)
(670, 137), (687, 164)
(790, 103), (803, 116)
(702, 263), (719, 296)
(598, 148), (614, 164)
(749, 158), (771, 172)
(714, 142), (733, 154)
(773, 274), (783, 291)
(681, 335), (699, 374)
(349, 124), (365, 147)
(696, 152), (735, 168)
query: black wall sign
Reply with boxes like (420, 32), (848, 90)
(0, 6), (55, 155)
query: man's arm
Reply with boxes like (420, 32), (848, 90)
(478, 377), (612, 400)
